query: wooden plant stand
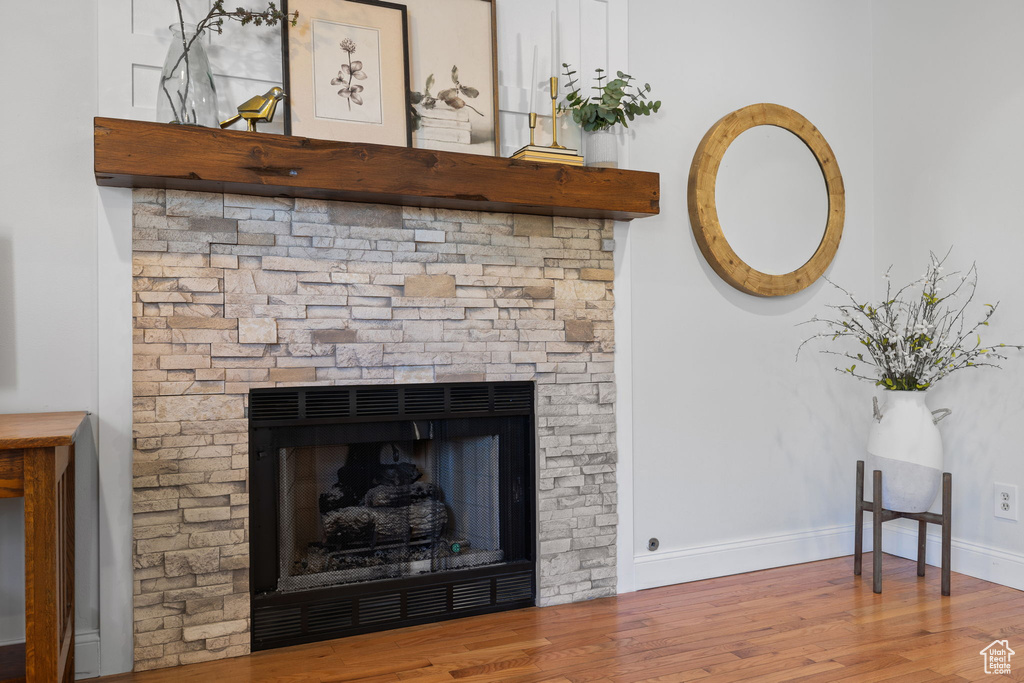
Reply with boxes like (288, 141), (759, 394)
(0, 412), (88, 683)
(854, 460), (951, 596)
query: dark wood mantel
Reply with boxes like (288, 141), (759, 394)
(93, 118), (659, 221)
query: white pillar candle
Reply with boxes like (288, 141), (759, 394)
(551, 9), (558, 78)
(529, 45), (538, 114)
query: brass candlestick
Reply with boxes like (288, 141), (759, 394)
(549, 76), (566, 149)
(529, 112), (537, 147)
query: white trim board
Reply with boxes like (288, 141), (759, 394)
(881, 520), (1024, 593)
(0, 629), (100, 680)
(633, 522), (1024, 593)
(75, 629), (101, 680)
(633, 524), (858, 590)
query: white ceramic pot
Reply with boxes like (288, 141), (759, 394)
(865, 390), (950, 512)
(585, 128), (619, 168)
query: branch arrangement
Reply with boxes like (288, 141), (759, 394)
(164, 0), (297, 123)
(797, 250), (1021, 390)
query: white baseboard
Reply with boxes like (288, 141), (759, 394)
(75, 629), (101, 679)
(0, 628), (100, 680)
(881, 520), (1024, 592)
(632, 521), (1024, 594)
(633, 524), (859, 590)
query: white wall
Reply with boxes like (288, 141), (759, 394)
(625, 0), (877, 589)
(0, 0), (102, 677)
(873, 0), (1024, 587)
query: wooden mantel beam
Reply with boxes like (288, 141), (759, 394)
(93, 118), (660, 221)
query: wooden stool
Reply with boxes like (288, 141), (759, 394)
(0, 412), (87, 683)
(854, 459), (951, 595)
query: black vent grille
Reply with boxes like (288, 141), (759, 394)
(355, 387), (400, 416)
(497, 574), (534, 603)
(406, 586), (448, 618)
(253, 606), (302, 640)
(450, 386), (491, 412)
(249, 381), (533, 426)
(494, 384), (532, 412)
(252, 568), (535, 651)
(250, 393), (300, 422)
(307, 601), (352, 633)
(453, 580), (492, 611)
(304, 389), (350, 419)
(358, 594), (401, 624)
(404, 386), (446, 414)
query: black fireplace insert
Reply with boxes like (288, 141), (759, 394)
(248, 381), (536, 650)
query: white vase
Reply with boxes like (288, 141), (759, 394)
(585, 128), (619, 168)
(865, 390), (950, 513)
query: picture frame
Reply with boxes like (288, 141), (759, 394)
(403, 0), (500, 156)
(282, 0), (412, 147)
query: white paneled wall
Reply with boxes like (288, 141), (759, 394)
(94, 0), (624, 675)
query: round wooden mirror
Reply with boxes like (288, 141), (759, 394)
(687, 103), (845, 297)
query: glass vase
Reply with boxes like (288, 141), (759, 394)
(156, 23), (219, 127)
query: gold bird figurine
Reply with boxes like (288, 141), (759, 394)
(220, 87), (287, 132)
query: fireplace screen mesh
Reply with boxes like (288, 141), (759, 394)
(277, 435), (504, 592)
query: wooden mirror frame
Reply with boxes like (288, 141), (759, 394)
(687, 103), (845, 297)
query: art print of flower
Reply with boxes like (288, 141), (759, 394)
(330, 37), (368, 110)
(336, 84), (364, 106)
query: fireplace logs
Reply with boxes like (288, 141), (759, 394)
(316, 445), (448, 551)
(323, 499), (447, 546)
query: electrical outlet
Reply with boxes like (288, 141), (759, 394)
(994, 483), (1018, 521)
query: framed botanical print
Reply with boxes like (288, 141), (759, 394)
(403, 0), (500, 156)
(283, 0), (412, 146)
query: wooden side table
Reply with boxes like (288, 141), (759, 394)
(0, 412), (87, 683)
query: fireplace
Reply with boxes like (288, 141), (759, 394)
(130, 190), (618, 670)
(248, 381), (536, 650)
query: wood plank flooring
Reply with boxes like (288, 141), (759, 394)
(97, 554), (1024, 682)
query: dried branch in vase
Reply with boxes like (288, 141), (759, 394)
(798, 249), (1022, 390)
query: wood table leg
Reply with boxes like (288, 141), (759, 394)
(23, 446), (58, 682)
(873, 469), (883, 594)
(854, 461), (864, 576)
(917, 519), (927, 577)
(942, 472), (952, 596)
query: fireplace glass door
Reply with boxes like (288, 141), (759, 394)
(278, 434), (504, 592)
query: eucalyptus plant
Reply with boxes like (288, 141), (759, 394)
(798, 251), (1021, 390)
(559, 63), (661, 132)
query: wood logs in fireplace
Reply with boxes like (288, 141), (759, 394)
(317, 444), (448, 550)
(323, 500), (447, 546)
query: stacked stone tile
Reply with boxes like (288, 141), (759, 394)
(131, 189), (618, 671)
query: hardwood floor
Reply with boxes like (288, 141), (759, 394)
(97, 554), (1024, 682)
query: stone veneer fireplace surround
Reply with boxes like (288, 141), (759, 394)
(130, 189), (619, 671)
